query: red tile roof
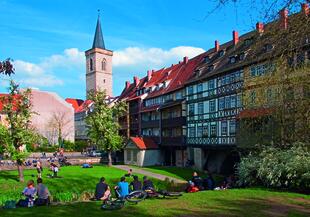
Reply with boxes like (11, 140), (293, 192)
(65, 98), (84, 112)
(129, 136), (158, 150)
(75, 100), (93, 113)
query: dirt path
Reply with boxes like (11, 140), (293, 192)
(113, 165), (187, 184)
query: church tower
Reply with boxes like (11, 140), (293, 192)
(85, 14), (113, 97)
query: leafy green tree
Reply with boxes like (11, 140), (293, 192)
(0, 81), (34, 182)
(85, 90), (126, 166)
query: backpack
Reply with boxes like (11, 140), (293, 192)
(3, 200), (16, 209)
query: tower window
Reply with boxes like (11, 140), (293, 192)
(102, 59), (106, 71)
(90, 58), (93, 71)
(103, 79), (106, 83)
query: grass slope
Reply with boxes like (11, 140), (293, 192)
(0, 166), (170, 205)
(1, 189), (310, 217)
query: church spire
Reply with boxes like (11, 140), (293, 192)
(92, 10), (105, 49)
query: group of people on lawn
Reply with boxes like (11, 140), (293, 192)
(186, 172), (235, 193)
(95, 173), (154, 201)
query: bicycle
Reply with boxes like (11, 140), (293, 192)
(101, 190), (147, 210)
(144, 188), (183, 199)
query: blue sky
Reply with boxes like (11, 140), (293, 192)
(0, 0), (268, 99)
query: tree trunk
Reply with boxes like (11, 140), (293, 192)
(108, 151), (112, 167)
(17, 163), (24, 182)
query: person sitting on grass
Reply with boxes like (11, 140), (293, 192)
(186, 180), (199, 193)
(115, 176), (129, 199)
(50, 163), (59, 178)
(95, 177), (111, 201)
(130, 175), (142, 191)
(125, 168), (133, 177)
(142, 176), (154, 191)
(192, 172), (204, 191)
(35, 178), (51, 206)
(17, 180), (37, 207)
(203, 173), (215, 190)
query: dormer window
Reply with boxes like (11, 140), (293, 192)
(194, 69), (202, 77)
(245, 38), (253, 46)
(239, 52), (246, 61)
(204, 56), (210, 63)
(208, 64), (215, 71)
(230, 56), (237, 64)
(219, 50), (225, 57)
(264, 44), (274, 52)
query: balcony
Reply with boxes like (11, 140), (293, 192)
(141, 120), (160, 128)
(162, 117), (186, 128)
(161, 136), (186, 146)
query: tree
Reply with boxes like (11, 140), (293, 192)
(85, 90), (126, 166)
(0, 59), (14, 76)
(0, 81), (34, 182)
(47, 111), (73, 147)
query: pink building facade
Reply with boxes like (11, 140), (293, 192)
(30, 89), (75, 144)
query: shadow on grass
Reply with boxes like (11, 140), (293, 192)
(0, 171), (19, 182)
(1, 195), (310, 217)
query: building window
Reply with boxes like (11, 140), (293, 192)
(197, 84), (203, 93)
(230, 56), (236, 64)
(188, 86), (194, 95)
(209, 100), (216, 112)
(203, 125), (209, 137)
(208, 80), (215, 89)
(231, 95), (236, 108)
(90, 58), (93, 71)
(197, 126), (203, 137)
(189, 127), (196, 137)
(229, 120), (236, 136)
(208, 65), (215, 71)
(237, 94), (242, 107)
(102, 59), (106, 71)
(103, 79), (106, 83)
(198, 102), (204, 114)
(225, 96), (231, 109)
(189, 104), (195, 116)
(221, 121), (227, 136)
(204, 56), (210, 63)
(219, 97), (225, 110)
(210, 123), (217, 137)
(219, 50), (225, 57)
(264, 44), (274, 52)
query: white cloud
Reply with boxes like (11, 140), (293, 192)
(113, 46), (205, 68)
(11, 46), (204, 89)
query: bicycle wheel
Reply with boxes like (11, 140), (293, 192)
(101, 200), (125, 210)
(125, 190), (147, 203)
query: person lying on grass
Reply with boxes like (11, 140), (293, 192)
(81, 163), (93, 168)
(115, 176), (129, 199)
(130, 175), (142, 191)
(124, 169), (133, 177)
(35, 178), (51, 206)
(95, 177), (111, 201)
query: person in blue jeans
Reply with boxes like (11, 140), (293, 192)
(115, 176), (129, 199)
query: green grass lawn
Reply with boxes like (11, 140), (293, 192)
(1, 188), (309, 217)
(1, 166), (309, 217)
(0, 165), (170, 205)
(132, 165), (223, 184)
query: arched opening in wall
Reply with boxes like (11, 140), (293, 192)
(220, 151), (240, 175)
(90, 58), (93, 71)
(102, 58), (106, 71)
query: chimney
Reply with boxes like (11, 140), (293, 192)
(233, 30), (239, 45)
(215, 40), (220, 52)
(147, 70), (152, 81)
(183, 56), (188, 64)
(256, 22), (264, 33)
(302, 3), (309, 16)
(279, 8), (288, 29)
(125, 81), (130, 89)
(133, 76), (139, 86)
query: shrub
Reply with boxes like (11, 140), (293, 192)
(236, 142), (310, 191)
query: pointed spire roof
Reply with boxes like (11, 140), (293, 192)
(92, 15), (105, 49)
